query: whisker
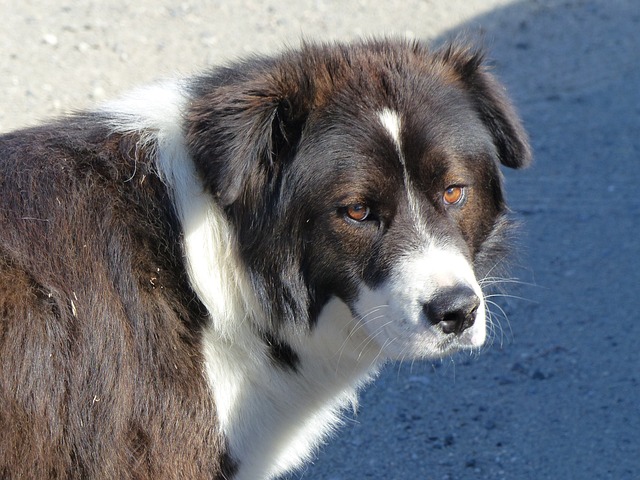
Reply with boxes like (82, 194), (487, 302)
(334, 305), (389, 361)
(394, 344), (414, 379)
(334, 308), (394, 371)
(479, 276), (539, 288)
(368, 337), (395, 370)
(485, 299), (513, 346)
(346, 313), (389, 352)
(479, 270), (535, 350)
(483, 307), (502, 348)
(355, 319), (397, 361)
(484, 292), (538, 304)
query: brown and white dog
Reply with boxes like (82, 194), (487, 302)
(0, 39), (530, 479)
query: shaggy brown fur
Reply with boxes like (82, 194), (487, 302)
(0, 121), (234, 478)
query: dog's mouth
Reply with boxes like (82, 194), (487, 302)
(352, 284), (487, 361)
(368, 311), (488, 360)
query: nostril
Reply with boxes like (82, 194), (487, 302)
(425, 285), (481, 335)
(439, 304), (479, 334)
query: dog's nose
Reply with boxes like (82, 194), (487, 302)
(424, 285), (481, 335)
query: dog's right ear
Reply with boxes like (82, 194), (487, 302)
(185, 70), (315, 329)
(186, 72), (309, 207)
(436, 43), (532, 169)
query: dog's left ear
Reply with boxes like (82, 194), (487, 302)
(186, 75), (308, 206)
(438, 44), (532, 169)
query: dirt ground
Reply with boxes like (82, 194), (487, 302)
(1, 1), (638, 479)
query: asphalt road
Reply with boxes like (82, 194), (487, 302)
(2, 1), (639, 479)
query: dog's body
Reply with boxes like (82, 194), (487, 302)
(0, 39), (530, 479)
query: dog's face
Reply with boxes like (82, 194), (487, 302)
(285, 94), (505, 359)
(187, 40), (530, 361)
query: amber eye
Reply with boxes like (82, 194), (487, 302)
(443, 186), (465, 205)
(345, 203), (370, 222)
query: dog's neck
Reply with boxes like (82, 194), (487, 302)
(101, 81), (384, 479)
(201, 297), (383, 480)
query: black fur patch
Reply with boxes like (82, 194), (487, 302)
(261, 331), (301, 372)
(220, 451), (239, 479)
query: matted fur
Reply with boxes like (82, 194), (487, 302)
(0, 39), (530, 479)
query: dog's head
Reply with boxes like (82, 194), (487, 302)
(186, 39), (530, 361)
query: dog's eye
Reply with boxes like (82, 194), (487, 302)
(443, 186), (465, 206)
(345, 203), (370, 222)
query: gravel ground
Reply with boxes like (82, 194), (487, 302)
(2, 1), (639, 479)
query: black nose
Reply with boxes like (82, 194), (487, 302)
(424, 285), (481, 335)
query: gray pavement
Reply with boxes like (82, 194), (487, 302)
(2, 1), (639, 479)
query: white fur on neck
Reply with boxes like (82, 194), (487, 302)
(205, 298), (382, 480)
(100, 81), (384, 480)
(100, 81), (258, 340)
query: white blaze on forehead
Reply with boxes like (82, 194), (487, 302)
(377, 107), (429, 240)
(377, 108), (403, 158)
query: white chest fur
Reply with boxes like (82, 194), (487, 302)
(202, 298), (383, 480)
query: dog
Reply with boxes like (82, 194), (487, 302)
(0, 39), (530, 479)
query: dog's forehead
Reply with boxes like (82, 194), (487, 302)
(291, 52), (499, 191)
(321, 71), (491, 156)
(296, 106), (494, 196)
(322, 100), (494, 173)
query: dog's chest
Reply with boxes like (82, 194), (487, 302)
(202, 300), (381, 480)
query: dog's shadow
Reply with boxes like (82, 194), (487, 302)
(298, 2), (640, 479)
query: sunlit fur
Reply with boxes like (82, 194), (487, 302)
(0, 39), (530, 479)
